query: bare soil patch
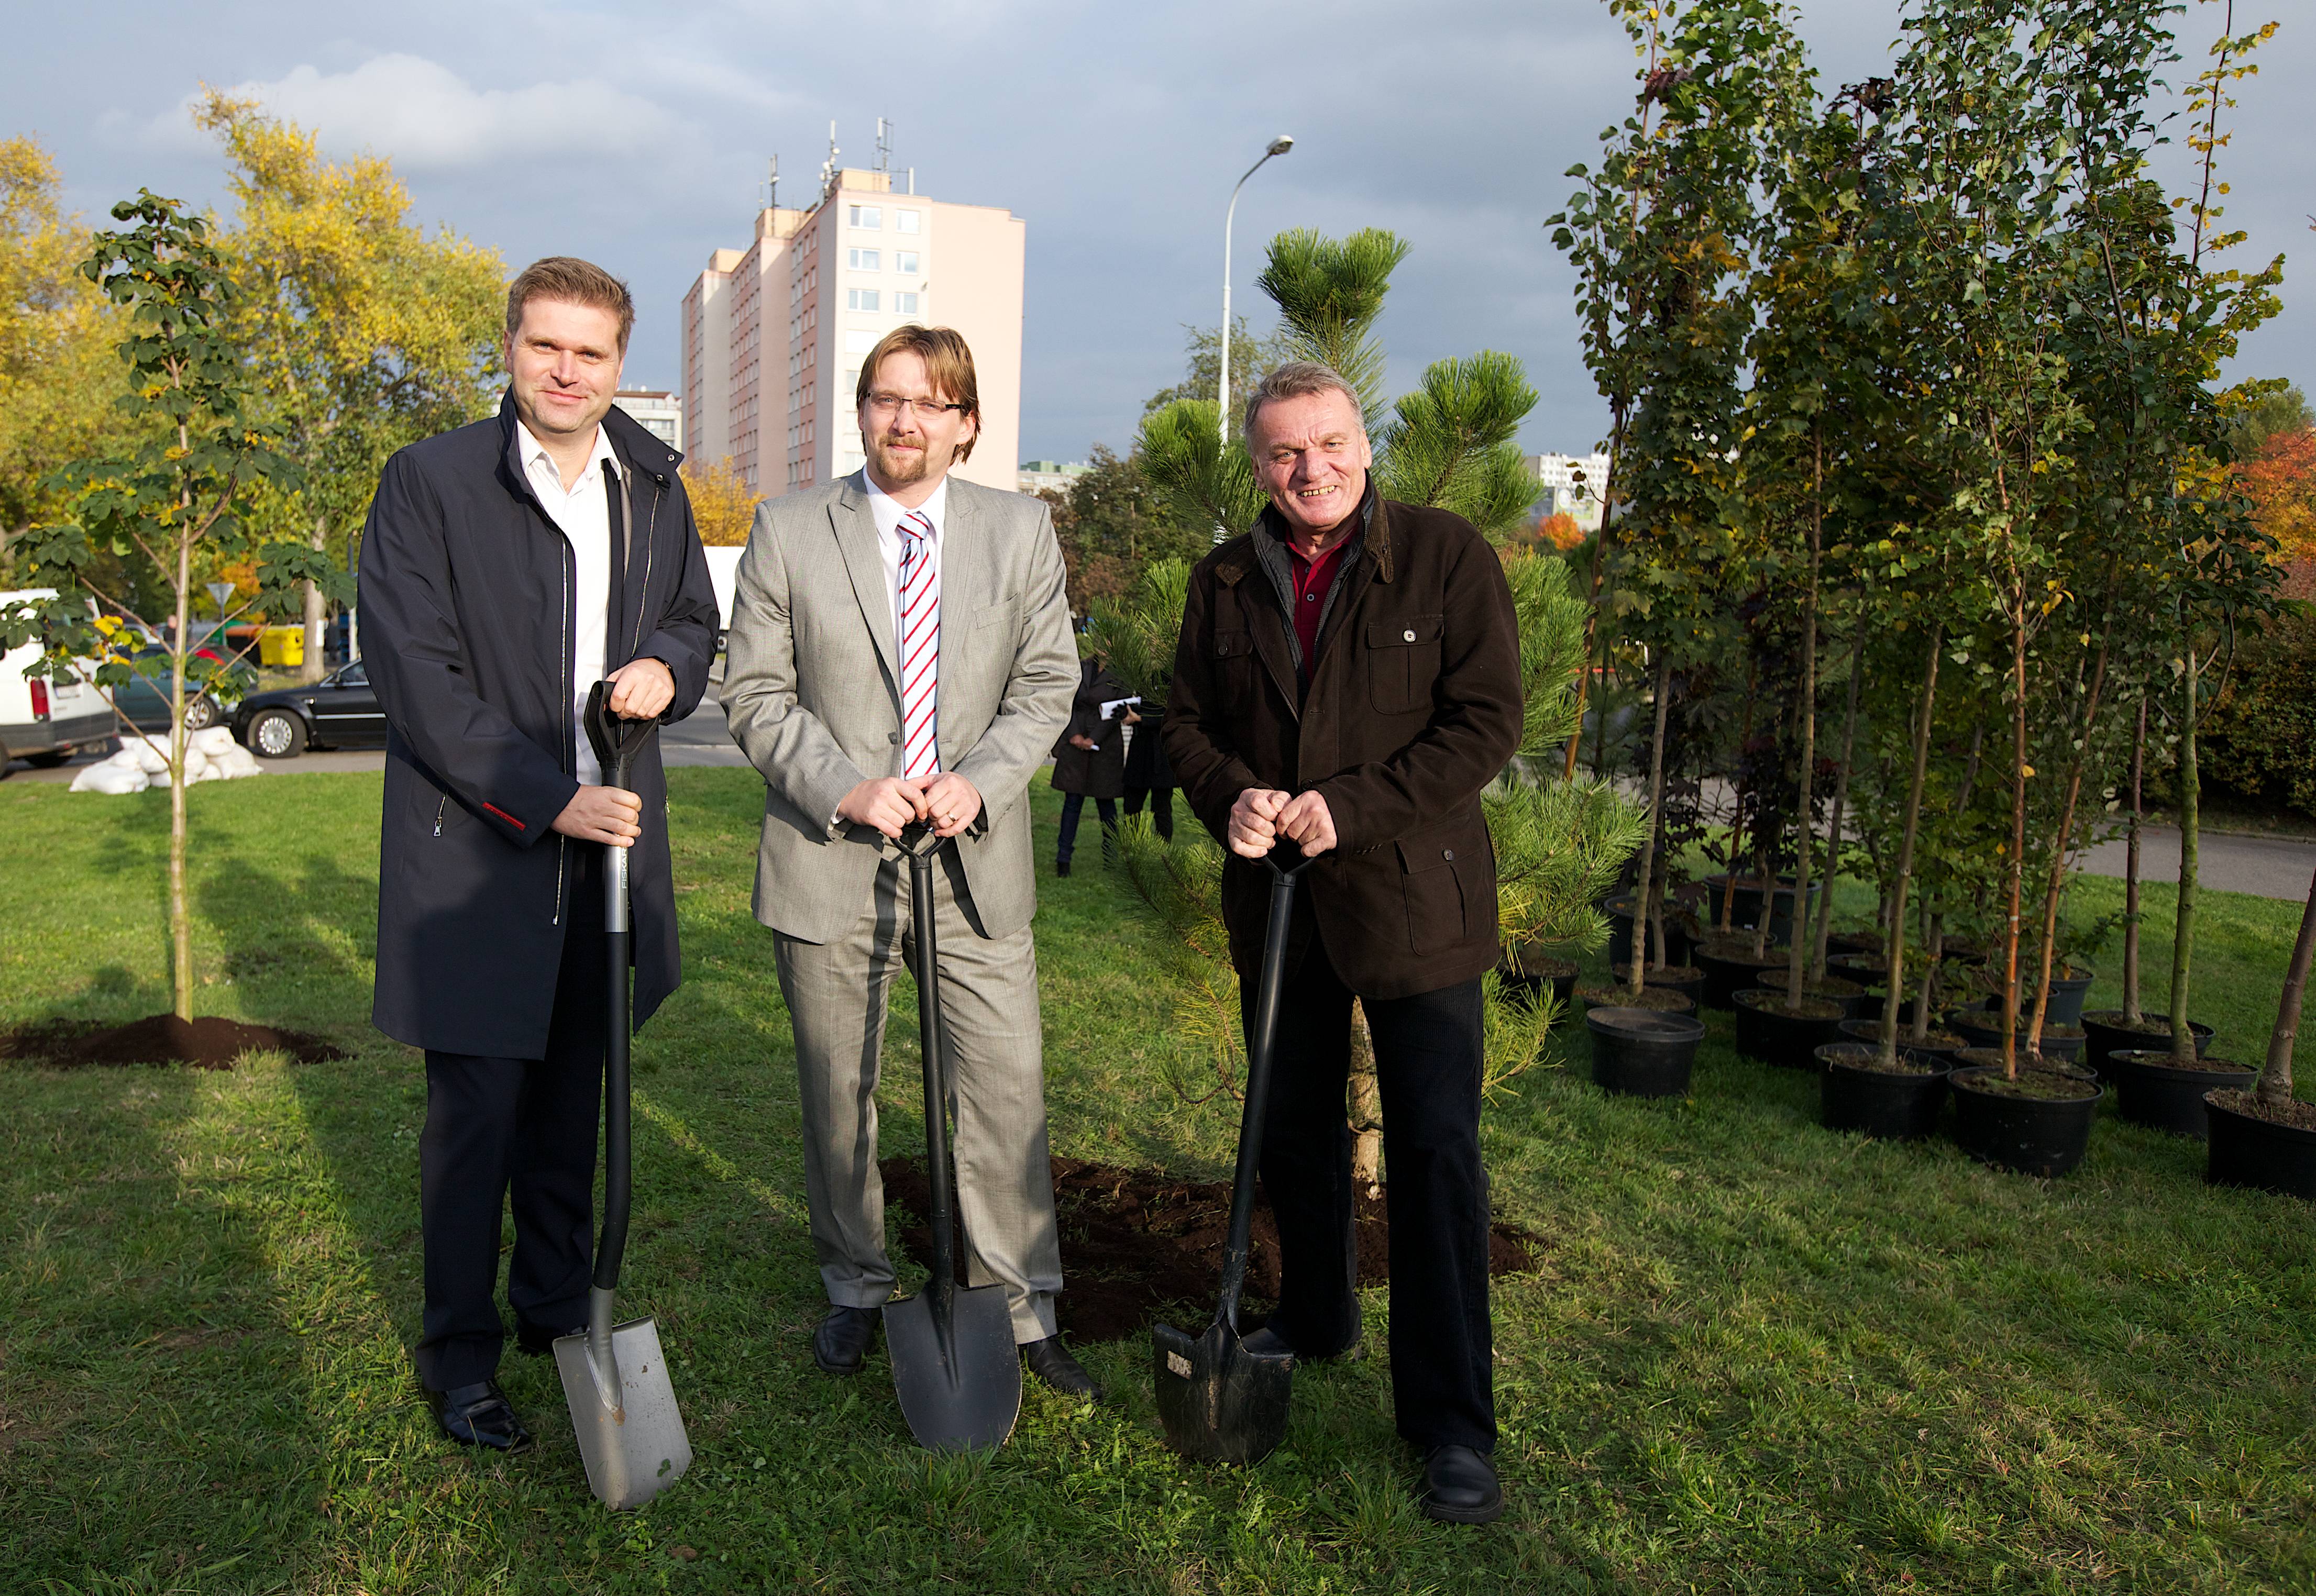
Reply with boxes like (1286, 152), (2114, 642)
(879, 1154), (1543, 1344)
(0, 1015), (347, 1070)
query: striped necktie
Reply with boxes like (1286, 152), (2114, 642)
(897, 508), (941, 778)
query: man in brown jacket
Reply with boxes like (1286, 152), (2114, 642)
(1163, 361), (1524, 1524)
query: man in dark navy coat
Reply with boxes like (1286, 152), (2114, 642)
(358, 257), (719, 1452)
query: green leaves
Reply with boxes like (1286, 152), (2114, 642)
(1375, 352), (1540, 535)
(1253, 227), (1408, 419)
(1134, 400), (1265, 544)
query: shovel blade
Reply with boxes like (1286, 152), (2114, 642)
(883, 1282), (1021, 1451)
(554, 1316), (692, 1511)
(1152, 1318), (1295, 1466)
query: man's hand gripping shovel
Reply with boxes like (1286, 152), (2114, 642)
(554, 681), (694, 1510)
(1151, 841), (1315, 1465)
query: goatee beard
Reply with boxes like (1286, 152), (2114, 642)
(871, 438), (934, 484)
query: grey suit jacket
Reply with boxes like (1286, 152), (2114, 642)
(722, 471), (1078, 944)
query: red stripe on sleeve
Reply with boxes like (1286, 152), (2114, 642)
(482, 802), (527, 832)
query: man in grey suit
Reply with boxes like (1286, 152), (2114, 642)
(722, 325), (1098, 1398)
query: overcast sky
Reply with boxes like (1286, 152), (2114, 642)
(10, 1), (2309, 464)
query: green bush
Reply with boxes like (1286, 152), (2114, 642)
(2200, 608), (2316, 818)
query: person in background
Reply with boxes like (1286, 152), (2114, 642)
(1049, 652), (1129, 875)
(1122, 684), (1175, 843)
(1162, 360), (1524, 1524)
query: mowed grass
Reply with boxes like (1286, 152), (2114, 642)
(1, 767), (2312, 1595)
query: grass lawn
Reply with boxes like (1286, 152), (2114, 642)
(2, 768), (2313, 1594)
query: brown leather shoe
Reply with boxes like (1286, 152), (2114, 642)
(1021, 1335), (1102, 1400)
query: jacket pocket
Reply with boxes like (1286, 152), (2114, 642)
(1366, 613), (1443, 716)
(1394, 812), (1476, 948)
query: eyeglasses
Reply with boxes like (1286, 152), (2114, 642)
(863, 392), (966, 419)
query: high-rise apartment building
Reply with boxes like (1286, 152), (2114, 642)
(681, 166), (1025, 499)
(1526, 451), (1614, 530)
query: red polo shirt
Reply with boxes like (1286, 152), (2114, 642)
(1285, 538), (1351, 669)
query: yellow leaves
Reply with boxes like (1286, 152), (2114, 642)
(2021, 764), (2037, 779)
(682, 459), (764, 547)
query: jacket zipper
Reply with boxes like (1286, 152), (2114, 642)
(631, 478), (659, 656)
(554, 534), (572, 927)
(434, 794), (447, 836)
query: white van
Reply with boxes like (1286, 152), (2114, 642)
(2, 589), (114, 769)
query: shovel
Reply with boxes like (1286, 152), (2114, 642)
(883, 825), (1023, 1451)
(1152, 843), (1315, 1465)
(554, 680), (693, 1511)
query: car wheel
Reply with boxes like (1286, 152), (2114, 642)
(248, 708), (307, 759)
(183, 696), (218, 732)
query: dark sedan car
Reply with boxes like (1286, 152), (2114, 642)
(114, 645), (249, 733)
(233, 660), (386, 758)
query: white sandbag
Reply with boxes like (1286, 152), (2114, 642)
(190, 726), (235, 758)
(189, 762), (225, 783)
(215, 744), (262, 778)
(179, 745), (211, 782)
(71, 762), (149, 794)
(125, 738), (171, 775)
(105, 745), (145, 769)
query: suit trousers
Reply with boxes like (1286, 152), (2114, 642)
(415, 846), (606, 1391)
(1123, 784), (1174, 842)
(772, 845), (1063, 1343)
(1247, 930), (1496, 1453)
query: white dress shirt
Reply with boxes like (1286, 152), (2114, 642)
(517, 416), (620, 785)
(862, 468), (948, 655)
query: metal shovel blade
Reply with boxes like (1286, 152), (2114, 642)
(554, 1315), (693, 1511)
(1152, 1315), (1295, 1466)
(884, 1281), (1022, 1452)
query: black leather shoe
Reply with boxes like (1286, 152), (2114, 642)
(1021, 1335), (1102, 1400)
(515, 1316), (584, 1357)
(1419, 1445), (1504, 1524)
(814, 1304), (879, 1376)
(1244, 1319), (1362, 1363)
(430, 1380), (532, 1453)
(1055, 858), (1072, 877)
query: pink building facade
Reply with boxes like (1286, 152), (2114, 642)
(680, 169), (1026, 498)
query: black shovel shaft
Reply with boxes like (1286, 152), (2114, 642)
(909, 846), (957, 1309)
(583, 680), (656, 1298)
(1215, 859), (1304, 1326)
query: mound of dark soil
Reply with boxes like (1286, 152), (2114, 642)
(879, 1154), (1543, 1344)
(0, 1014), (347, 1070)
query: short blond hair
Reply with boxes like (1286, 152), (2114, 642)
(505, 257), (635, 353)
(855, 325), (981, 463)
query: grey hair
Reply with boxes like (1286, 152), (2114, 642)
(1240, 360), (1365, 452)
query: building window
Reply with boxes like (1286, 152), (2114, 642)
(846, 289), (880, 312)
(848, 205), (880, 229)
(894, 292), (920, 315)
(895, 210), (921, 235)
(848, 248), (881, 271)
(895, 251), (919, 275)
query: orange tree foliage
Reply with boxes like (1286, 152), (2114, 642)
(683, 457), (763, 546)
(1535, 511), (1584, 551)
(2238, 424), (2316, 566)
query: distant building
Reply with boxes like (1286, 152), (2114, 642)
(1526, 451), (1613, 530)
(1018, 459), (1090, 495)
(681, 161), (1026, 500)
(614, 389), (683, 453)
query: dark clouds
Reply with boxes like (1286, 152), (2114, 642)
(14, 1), (2310, 461)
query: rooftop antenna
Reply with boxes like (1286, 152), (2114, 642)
(764, 154), (779, 212)
(875, 116), (895, 173)
(819, 122), (839, 194)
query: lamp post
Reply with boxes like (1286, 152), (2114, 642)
(1219, 136), (1295, 445)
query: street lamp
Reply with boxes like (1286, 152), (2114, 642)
(1219, 135), (1294, 445)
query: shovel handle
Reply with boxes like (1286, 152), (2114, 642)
(1215, 851), (1307, 1329)
(908, 836), (960, 1320)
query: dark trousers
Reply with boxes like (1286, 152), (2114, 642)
(415, 849), (607, 1391)
(1124, 784), (1174, 841)
(1055, 793), (1117, 864)
(1247, 935), (1495, 1453)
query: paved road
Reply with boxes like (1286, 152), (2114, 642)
(3, 673), (751, 785)
(2077, 825), (2315, 903)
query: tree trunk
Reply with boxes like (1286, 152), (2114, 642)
(169, 522), (193, 1023)
(2169, 647), (2201, 1062)
(1879, 627), (1942, 1067)
(1566, 423), (1622, 781)
(1810, 646), (1862, 982)
(1782, 464), (1823, 1012)
(2024, 635), (2108, 1056)
(2001, 610), (2028, 1081)
(1627, 653), (1674, 996)
(1348, 1002), (1383, 1195)
(1721, 661), (1760, 934)
(2256, 867), (2316, 1109)
(1911, 909), (1944, 1046)
(299, 511), (328, 684)
(2122, 695), (2146, 1023)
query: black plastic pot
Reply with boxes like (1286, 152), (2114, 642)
(1732, 989), (1849, 1070)
(1817, 1043), (1950, 1140)
(1837, 1018), (1968, 1065)
(1604, 896), (1689, 968)
(1614, 962), (1707, 1008)
(1825, 952), (1890, 988)
(1824, 930), (1883, 958)
(2205, 1091), (2316, 1200)
(1947, 1010), (2087, 1063)
(2109, 1050), (2256, 1139)
(1586, 1006), (1705, 1099)
(1760, 969), (1873, 1018)
(1501, 945), (1579, 1014)
(1693, 940), (1789, 1010)
(1700, 873), (1819, 937)
(2043, 964), (2096, 1028)
(2080, 1012), (2213, 1074)
(1948, 1057), (2102, 1176)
